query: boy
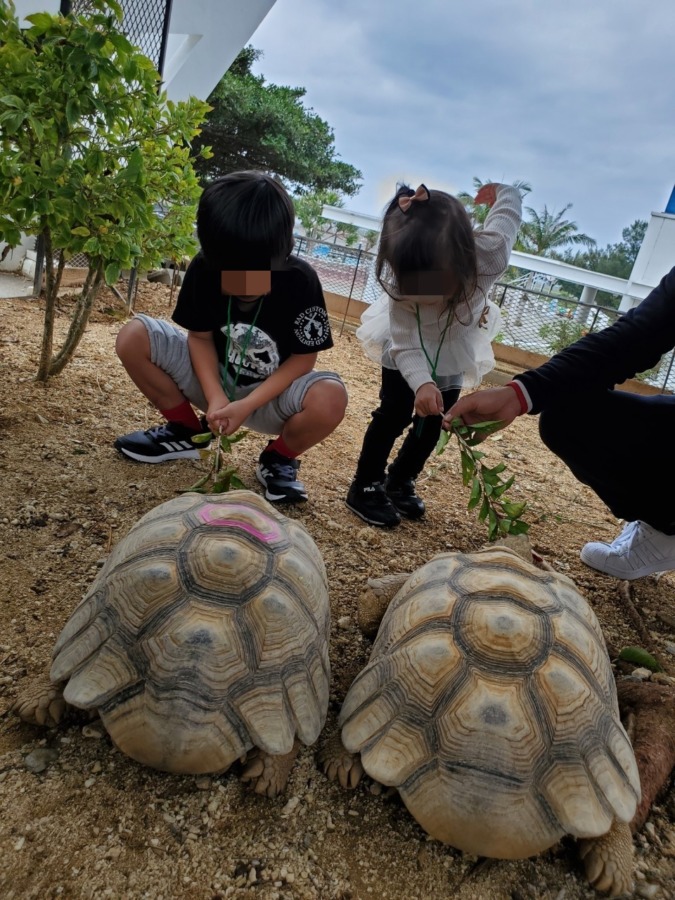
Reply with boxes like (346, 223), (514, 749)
(114, 171), (347, 503)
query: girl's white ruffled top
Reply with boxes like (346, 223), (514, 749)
(357, 184), (523, 391)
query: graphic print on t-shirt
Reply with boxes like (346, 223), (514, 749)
(220, 323), (281, 382)
(294, 306), (330, 347)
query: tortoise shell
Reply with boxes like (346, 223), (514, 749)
(339, 546), (640, 858)
(50, 491), (330, 774)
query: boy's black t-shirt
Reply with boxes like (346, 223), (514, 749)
(172, 253), (333, 389)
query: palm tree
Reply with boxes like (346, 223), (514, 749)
(458, 177), (532, 226)
(518, 204), (596, 256)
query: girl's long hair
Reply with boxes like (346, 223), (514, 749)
(376, 185), (478, 324)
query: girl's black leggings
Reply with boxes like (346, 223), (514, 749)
(354, 367), (460, 485)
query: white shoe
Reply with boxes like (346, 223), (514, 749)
(580, 520), (675, 580)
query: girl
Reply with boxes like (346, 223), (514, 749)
(346, 181), (522, 527)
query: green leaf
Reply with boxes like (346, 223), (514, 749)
(104, 262), (121, 285)
(467, 477), (482, 510)
(460, 449), (474, 487)
(468, 419), (504, 432)
(617, 646), (662, 672)
(435, 430), (451, 455)
(0, 95), (23, 109)
(478, 495), (490, 522)
(25, 12), (54, 31)
(508, 520), (530, 535)
(71, 226), (90, 237)
(502, 501), (527, 519)
(65, 98), (80, 129)
(229, 474), (247, 490)
(191, 431), (213, 445)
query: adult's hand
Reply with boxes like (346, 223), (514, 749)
(442, 386), (522, 433)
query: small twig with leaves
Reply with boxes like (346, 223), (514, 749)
(181, 429), (249, 494)
(436, 418), (529, 541)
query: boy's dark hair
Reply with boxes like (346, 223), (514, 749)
(197, 171), (295, 270)
(376, 184), (478, 321)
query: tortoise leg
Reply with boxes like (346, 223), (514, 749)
(12, 673), (67, 728)
(317, 728), (364, 789)
(578, 821), (634, 897)
(240, 739), (302, 798)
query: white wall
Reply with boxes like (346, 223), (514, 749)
(620, 212), (675, 310)
(12, 0), (277, 103)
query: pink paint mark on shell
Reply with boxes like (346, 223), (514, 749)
(197, 503), (283, 544)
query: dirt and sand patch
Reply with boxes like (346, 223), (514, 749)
(0, 283), (673, 900)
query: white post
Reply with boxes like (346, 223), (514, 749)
(576, 285), (598, 325)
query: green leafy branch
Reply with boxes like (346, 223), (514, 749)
(436, 418), (529, 541)
(181, 429), (249, 494)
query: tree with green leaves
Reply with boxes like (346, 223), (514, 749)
(192, 47), (361, 197)
(458, 177), (532, 227)
(0, 0), (210, 381)
(556, 219), (648, 308)
(294, 190), (359, 246)
(562, 219), (647, 280)
(518, 204), (596, 256)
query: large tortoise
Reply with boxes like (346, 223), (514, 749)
(322, 543), (644, 896)
(14, 491), (330, 796)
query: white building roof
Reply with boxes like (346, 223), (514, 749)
(13, 0), (277, 103)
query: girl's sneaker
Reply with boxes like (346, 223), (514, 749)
(385, 477), (425, 519)
(346, 480), (401, 528)
(580, 520), (675, 580)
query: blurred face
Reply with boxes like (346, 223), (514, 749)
(221, 270), (271, 301)
(399, 270), (457, 298)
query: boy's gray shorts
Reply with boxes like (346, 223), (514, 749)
(134, 314), (345, 436)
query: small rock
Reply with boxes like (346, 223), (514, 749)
(651, 672), (675, 686)
(635, 884), (661, 899)
(337, 616), (352, 630)
(23, 748), (58, 774)
(194, 776), (212, 791)
(281, 796), (300, 817)
(631, 667), (653, 680)
(82, 725), (104, 739)
(104, 846), (122, 860)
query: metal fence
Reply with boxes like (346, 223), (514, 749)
(295, 235), (675, 392)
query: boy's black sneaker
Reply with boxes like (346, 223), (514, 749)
(114, 421), (211, 463)
(385, 477), (425, 520)
(346, 480), (401, 528)
(256, 447), (308, 504)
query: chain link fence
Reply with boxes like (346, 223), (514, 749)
(296, 234), (675, 392)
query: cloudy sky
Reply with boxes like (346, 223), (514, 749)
(249, 0), (675, 247)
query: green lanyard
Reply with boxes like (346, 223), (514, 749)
(223, 295), (264, 401)
(414, 303), (454, 435)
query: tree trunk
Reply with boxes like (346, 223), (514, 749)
(36, 228), (56, 382)
(617, 680), (675, 831)
(47, 262), (105, 378)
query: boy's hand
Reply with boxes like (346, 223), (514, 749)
(415, 382), (444, 417)
(474, 183), (498, 208)
(209, 398), (253, 436)
(205, 394), (230, 433)
(443, 386), (521, 435)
